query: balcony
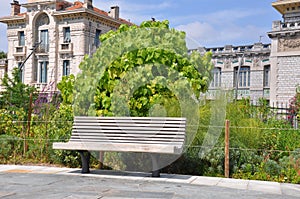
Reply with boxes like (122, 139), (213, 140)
(233, 89), (251, 99)
(271, 20), (300, 32)
(35, 44), (49, 54)
(13, 46), (26, 57)
(34, 83), (48, 91)
(59, 42), (73, 54)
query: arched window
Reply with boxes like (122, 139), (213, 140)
(34, 13), (50, 53)
(36, 13), (50, 26)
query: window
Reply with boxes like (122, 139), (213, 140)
(19, 31), (25, 46)
(210, 67), (221, 88)
(39, 29), (49, 53)
(234, 66), (250, 88)
(18, 62), (23, 82)
(264, 65), (270, 87)
(94, 29), (101, 47)
(63, 60), (70, 76)
(39, 61), (48, 83)
(35, 13), (50, 53)
(63, 27), (71, 43)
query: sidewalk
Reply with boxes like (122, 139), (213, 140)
(0, 164), (300, 198)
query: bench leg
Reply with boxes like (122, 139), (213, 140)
(78, 151), (90, 173)
(150, 154), (160, 177)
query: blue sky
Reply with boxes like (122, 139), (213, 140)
(0, 0), (281, 51)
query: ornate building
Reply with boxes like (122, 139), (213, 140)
(190, 43), (271, 103)
(191, 0), (300, 105)
(0, 0), (131, 92)
(268, 0), (300, 105)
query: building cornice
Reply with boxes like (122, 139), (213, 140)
(272, 0), (300, 14)
(0, 15), (26, 24)
(21, 1), (56, 8)
(268, 29), (300, 38)
(190, 43), (271, 58)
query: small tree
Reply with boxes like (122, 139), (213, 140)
(74, 20), (214, 117)
(0, 68), (37, 113)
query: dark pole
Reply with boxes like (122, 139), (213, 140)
(225, 120), (230, 178)
(19, 41), (42, 72)
(88, 22), (92, 56)
(24, 92), (33, 154)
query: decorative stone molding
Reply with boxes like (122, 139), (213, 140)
(224, 58), (231, 68)
(253, 57), (260, 68)
(7, 30), (18, 37)
(278, 37), (300, 51)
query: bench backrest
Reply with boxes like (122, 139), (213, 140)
(70, 116), (186, 146)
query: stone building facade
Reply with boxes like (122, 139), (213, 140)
(268, 0), (300, 105)
(0, 0), (131, 92)
(190, 43), (271, 103)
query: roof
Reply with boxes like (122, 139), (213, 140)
(272, 0), (300, 14)
(0, 0), (133, 26)
(66, 1), (133, 25)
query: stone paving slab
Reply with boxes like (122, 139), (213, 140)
(248, 180), (282, 195)
(0, 164), (300, 198)
(191, 176), (222, 186)
(217, 178), (249, 190)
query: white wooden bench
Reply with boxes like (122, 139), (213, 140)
(53, 116), (186, 177)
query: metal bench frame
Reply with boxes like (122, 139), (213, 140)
(53, 116), (186, 177)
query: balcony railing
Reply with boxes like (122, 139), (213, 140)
(34, 83), (48, 91)
(59, 43), (73, 54)
(272, 20), (300, 31)
(13, 46), (26, 56)
(35, 44), (49, 54)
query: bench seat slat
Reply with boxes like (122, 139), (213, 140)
(71, 133), (185, 138)
(68, 139), (183, 145)
(75, 116), (186, 121)
(74, 123), (186, 128)
(76, 119), (186, 123)
(53, 142), (183, 154)
(70, 135), (184, 141)
(71, 129), (185, 135)
(73, 126), (185, 132)
(70, 136), (184, 143)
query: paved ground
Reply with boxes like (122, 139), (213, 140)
(0, 165), (300, 199)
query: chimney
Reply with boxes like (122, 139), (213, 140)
(109, 6), (119, 20)
(11, 0), (21, 16)
(84, 0), (93, 9)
